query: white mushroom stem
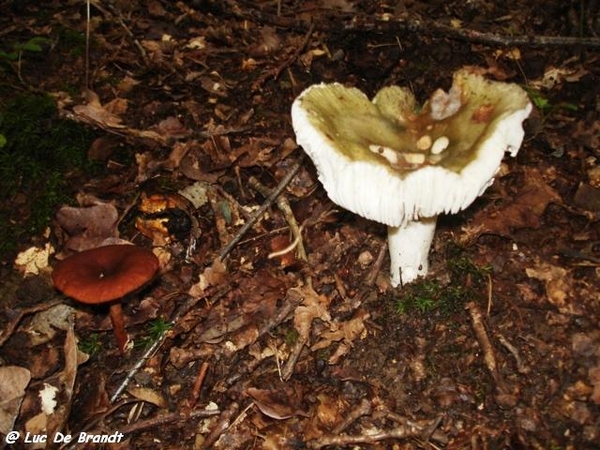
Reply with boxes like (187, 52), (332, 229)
(388, 217), (437, 287)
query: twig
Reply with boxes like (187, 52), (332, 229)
(218, 154), (304, 260)
(200, 401), (240, 449)
(119, 407), (220, 435)
(85, 0), (90, 89)
(364, 241), (387, 287)
(189, 361), (210, 408)
(466, 302), (515, 408)
(110, 289), (219, 403)
(248, 176), (308, 262)
(91, 0), (149, 64)
(281, 334), (306, 381)
(426, 20), (600, 48)
(379, 409), (448, 446)
(256, 287), (304, 341)
(497, 333), (529, 375)
(332, 398), (372, 434)
(109, 323), (170, 403)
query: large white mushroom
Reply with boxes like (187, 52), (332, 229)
(291, 69), (532, 286)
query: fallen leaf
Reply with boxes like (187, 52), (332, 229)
(293, 286), (332, 342)
(73, 90), (125, 129)
(127, 386), (168, 408)
(55, 202), (119, 251)
(466, 169), (561, 238)
(0, 366), (31, 435)
(589, 366), (600, 405)
(14, 243), (54, 275)
(526, 261), (581, 314)
(27, 304), (76, 346)
(155, 116), (189, 138)
(573, 183), (600, 212)
(246, 386), (308, 420)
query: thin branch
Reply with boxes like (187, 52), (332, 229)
(218, 154), (305, 260)
(224, 2), (600, 49)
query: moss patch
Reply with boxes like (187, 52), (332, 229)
(0, 93), (97, 260)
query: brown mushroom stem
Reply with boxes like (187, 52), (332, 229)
(108, 302), (128, 354)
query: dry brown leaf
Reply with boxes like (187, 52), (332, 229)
(87, 136), (120, 161)
(311, 309), (370, 364)
(248, 26), (281, 57)
(55, 202), (119, 251)
(27, 304), (75, 346)
(104, 97), (129, 116)
(293, 286), (332, 342)
(155, 116), (189, 138)
(0, 366), (31, 435)
(188, 258), (228, 296)
(526, 262), (581, 314)
(127, 386), (168, 408)
(73, 91), (125, 129)
(14, 243), (54, 275)
(246, 386), (307, 420)
(588, 366), (600, 405)
(466, 169), (561, 238)
(42, 317), (81, 440)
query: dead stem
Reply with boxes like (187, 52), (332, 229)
(248, 175), (308, 262)
(200, 401), (240, 449)
(189, 361), (210, 408)
(218, 155), (304, 261)
(466, 301), (515, 407)
(309, 417), (446, 449)
(332, 398), (372, 434)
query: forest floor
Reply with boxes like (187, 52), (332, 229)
(0, 1), (599, 449)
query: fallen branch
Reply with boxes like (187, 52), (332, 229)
(225, 2), (600, 49)
(309, 415), (446, 449)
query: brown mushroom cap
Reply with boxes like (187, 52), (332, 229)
(52, 245), (159, 304)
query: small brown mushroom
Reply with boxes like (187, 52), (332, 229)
(52, 245), (159, 353)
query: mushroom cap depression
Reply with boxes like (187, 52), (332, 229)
(291, 69), (532, 227)
(52, 245), (159, 304)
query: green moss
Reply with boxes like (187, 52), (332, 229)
(0, 93), (97, 258)
(395, 244), (491, 316)
(135, 317), (173, 349)
(284, 328), (300, 346)
(79, 333), (103, 356)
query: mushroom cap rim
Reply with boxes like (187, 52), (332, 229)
(52, 244), (159, 304)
